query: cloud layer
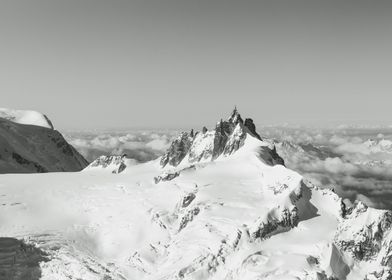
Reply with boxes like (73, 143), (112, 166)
(66, 126), (392, 210)
(65, 130), (178, 164)
(262, 126), (392, 210)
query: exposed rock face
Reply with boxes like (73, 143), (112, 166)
(250, 181), (315, 240)
(160, 108), (283, 168)
(86, 154), (129, 174)
(0, 117), (88, 173)
(335, 202), (392, 265)
(212, 120), (230, 159)
(257, 145), (285, 166)
(188, 130), (215, 163)
(227, 107), (243, 125)
(0, 238), (49, 280)
(160, 132), (193, 167)
(244, 118), (262, 140)
(181, 192), (196, 208)
(178, 207), (201, 231)
(154, 165), (196, 184)
(154, 171), (180, 184)
(251, 206), (299, 240)
(223, 122), (247, 156)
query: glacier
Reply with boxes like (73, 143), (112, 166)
(0, 109), (391, 279)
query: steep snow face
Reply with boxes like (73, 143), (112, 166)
(0, 108), (54, 129)
(0, 118), (88, 173)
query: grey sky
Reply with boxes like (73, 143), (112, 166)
(1, 0), (392, 130)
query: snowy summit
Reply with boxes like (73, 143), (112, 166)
(0, 108), (54, 129)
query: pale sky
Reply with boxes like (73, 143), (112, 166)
(1, 0), (392, 130)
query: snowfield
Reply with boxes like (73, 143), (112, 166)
(0, 109), (391, 279)
(0, 136), (391, 279)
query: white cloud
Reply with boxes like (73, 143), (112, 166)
(146, 138), (170, 151)
(65, 130), (177, 163)
(268, 126), (392, 210)
(66, 126), (392, 209)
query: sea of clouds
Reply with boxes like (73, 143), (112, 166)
(65, 126), (392, 210)
(261, 126), (392, 210)
(64, 130), (179, 164)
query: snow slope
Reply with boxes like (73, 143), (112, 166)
(0, 115), (88, 173)
(0, 108), (54, 129)
(0, 110), (391, 279)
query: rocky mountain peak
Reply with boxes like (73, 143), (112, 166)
(227, 106), (244, 126)
(160, 109), (282, 168)
(86, 154), (128, 173)
(160, 132), (193, 167)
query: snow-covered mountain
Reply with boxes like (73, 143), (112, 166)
(0, 109), (88, 173)
(160, 107), (283, 169)
(85, 154), (136, 173)
(0, 108), (54, 129)
(275, 140), (340, 161)
(0, 109), (391, 279)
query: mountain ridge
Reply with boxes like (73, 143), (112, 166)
(0, 108), (54, 129)
(0, 108), (88, 173)
(160, 108), (284, 169)
(2, 109), (391, 279)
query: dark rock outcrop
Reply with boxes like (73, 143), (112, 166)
(87, 154), (128, 174)
(244, 118), (262, 140)
(160, 132), (193, 168)
(256, 145), (285, 166)
(251, 207), (299, 240)
(335, 202), (392, 267)
(179, 207), (200, 231)
(181, 192), (196, 208)
(0, 118), (88, 173)
(212, 120), (230, 160)
(154, 171), (180, 184)
(0, 238), (49, 280)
